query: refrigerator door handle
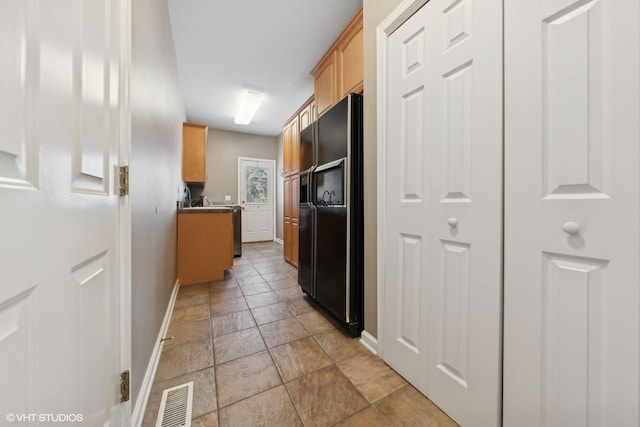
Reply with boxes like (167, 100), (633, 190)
(309, 201), (317, 296)
(308, 169), (314, 206)
(314, 158), (345, 173)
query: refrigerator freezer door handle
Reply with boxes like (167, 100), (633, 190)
(314, 158), (345, 173)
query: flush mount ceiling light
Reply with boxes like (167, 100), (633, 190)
(234, 90), (263, 125)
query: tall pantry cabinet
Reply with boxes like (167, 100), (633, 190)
(283, 99), (313, 266)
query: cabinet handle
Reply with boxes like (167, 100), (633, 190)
(562, 221), (581, 235)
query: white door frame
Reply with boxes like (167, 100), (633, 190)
(237, 157), (277, 241)
(376, 0), (430, 359)
(119, 0), (132, 424)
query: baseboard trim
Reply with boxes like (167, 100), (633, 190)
(131, 279), (180, 427)
(274, 237), (284, 245)
(359, 330), (378, 356)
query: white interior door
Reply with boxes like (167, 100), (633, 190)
(383, 0), (503, 425)
(239, 157), (275, 242)
(383, 3), (430, 395)
(504, 0), (640, 425)
(425, 0), (503, 424)
(0, 0), (126, 425)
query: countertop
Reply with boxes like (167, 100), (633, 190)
(178, 206), (233, 214)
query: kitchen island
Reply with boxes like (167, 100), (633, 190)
(177, 207), (233, 285)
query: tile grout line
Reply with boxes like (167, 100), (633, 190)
(211, 276), (223, 427)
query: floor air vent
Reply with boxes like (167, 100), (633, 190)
(156, 381), (194, 427)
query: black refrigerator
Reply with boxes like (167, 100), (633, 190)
(298, 93), (364, 336)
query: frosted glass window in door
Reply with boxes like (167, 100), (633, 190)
(245, 166), (268, 204)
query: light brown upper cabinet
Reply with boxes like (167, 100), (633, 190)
(337, 11), (363, 98)
(290, 115), (300, 175)
(182, 122), (208, 183)
(283, 97), (313, 178)
(312, 52), (338, 118)
(283, 122), (292, 175)
(311, 7), (363, 117)
(299, 102), (313, 131)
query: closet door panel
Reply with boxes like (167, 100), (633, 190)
(504, 1), (640, 425)
(426, 0), (503, 425)
(383, 4), (431, 395)
(383, 1), (503, 425)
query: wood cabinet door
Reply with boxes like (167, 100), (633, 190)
(292, 174), (299, 221)
(284, 176), (292, 219)
(183, 123), (208, 183)
(299, 103), (312, 130)
(314, 52), (338, 117)
(291, 174), (300, 266)
(338, 12), (363, 98)
(283, 177), (293, 261)
(291, 116), (300, 174)
(283, 219), (292, 262)
(283, 123), (292, 176)
(292, 221), (299, 266)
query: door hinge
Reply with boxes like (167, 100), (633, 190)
(120, 370), (130, 402)
(119, 165), (129, 196)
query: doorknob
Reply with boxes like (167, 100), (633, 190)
(562, 221), (580, 235)
(448, 217), (458, 228)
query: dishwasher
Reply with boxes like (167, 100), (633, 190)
(229, 205), (242, 257)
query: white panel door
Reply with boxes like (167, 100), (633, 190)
(239, 157), (275, 242)
(0, 0), (125, 425)
(425, 0), (503, 425)
(504, 0), (640, 425)
(384, 0), (503, 425)
(384, 3), (431, 395)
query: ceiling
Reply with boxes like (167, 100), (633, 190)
(167, 0), (363, 137)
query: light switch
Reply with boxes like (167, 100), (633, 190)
(225, 195), (231, 201)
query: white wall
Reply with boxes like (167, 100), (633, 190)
(131, 0), (186, 407)
(276, 132), (284, 240)
(362, 0), (403, 337)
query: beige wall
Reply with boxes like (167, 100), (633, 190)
(362, 0), (403, 337)
(276, 133), (284, 240)
(201, 128), (279, 204)
(131, 0), (186, 407)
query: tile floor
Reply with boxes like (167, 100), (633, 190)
(142, 242), (457, 427)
